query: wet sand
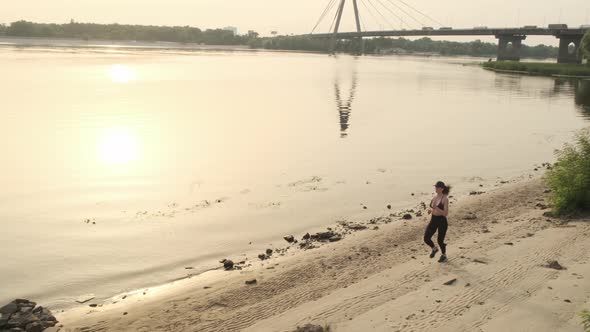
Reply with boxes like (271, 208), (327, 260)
(53, 177), (590, 332)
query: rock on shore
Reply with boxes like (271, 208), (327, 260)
(0, 299), (58, 331)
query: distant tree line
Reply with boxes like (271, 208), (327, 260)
(0, 20), (561, 58)
(250, 36), (559, 58)
(0, 20), (254, 45)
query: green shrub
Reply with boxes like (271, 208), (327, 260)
(581, 310), (590, 332)
(545, 130), (590, 215)
(580, 31), (590, 65)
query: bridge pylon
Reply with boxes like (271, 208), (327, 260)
(495, 34), (526, 61)
(330, 0), (364, 54)
(556, 33), (584, 64)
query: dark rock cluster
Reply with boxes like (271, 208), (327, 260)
(293, 324), (327, 332)
(546, 260), (565, 270)
(0, 299), (57, 332)
(219, 259), (249, 271)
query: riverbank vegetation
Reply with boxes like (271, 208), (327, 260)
(250, 36), (558, 58)
(581, 31), (590, 63)
(0, 20), (561, 58)
(483, 61), (590, 77)
(545, 130), (590, 216)
(0, 20), (254, 45)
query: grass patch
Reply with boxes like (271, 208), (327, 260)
(581, 310), (590, 332)
(545, 130), (590, 216)
(483, 61), (590, 77)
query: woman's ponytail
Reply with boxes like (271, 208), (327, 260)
(443, 185), (452, 195)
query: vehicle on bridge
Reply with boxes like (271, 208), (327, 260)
(421, 27), (434, 31)
(548, 24), (568, 29)
(439, 27), (453, 30)
(580, 24), (590, 29)
(522, 25), (538, 29)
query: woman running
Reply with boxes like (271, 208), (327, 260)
(425, 181), (451, 262)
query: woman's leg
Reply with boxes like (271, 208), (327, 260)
(437, 218), (448, 255)
(424, 220), (437, 248)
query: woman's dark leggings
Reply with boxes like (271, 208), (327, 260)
(424, 216), (448, 254)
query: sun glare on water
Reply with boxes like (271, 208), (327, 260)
(109, 64), (135, 83)
(98, 128), (140, 165)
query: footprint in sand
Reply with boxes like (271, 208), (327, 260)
(249, 201), (282, 209)
(287, 176), (328, 192)
(288, 176), (322, 187)
(133, 197), (229, 221)
(465, 176), (485, 183)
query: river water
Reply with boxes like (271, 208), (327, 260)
(1, 42), (589, 308)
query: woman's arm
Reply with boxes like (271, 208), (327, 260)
(427, 197), (435, 214)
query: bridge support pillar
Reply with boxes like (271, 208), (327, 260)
(330, 0), (347, 54)
(352, 0), (364, 55)
(495, 35), (526, 61)
(556, 34), (584, 64)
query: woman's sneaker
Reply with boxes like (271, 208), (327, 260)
(429, 247), (439, 258)
(438, 254), (447, 263)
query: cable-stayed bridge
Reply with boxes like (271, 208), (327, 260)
(307, 0), (589, 63)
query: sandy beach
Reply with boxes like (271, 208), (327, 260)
(50, 177), (590, 332)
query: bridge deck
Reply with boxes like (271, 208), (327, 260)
(310, 28), (588, 39)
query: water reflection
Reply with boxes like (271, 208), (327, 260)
(493, 75), (523, 93)
(334, 71), (358, 138)
(109, 64), (135, 83)
(97, 127), (141, 165)
(551, 79), (590, 118)
(535, 78), (577, 101)
(552, 78), (572, 94)
(492, 73), (590, 119)
(574, 80), (590, 117)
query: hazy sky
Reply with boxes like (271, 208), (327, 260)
(2, 0), (589, 43)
